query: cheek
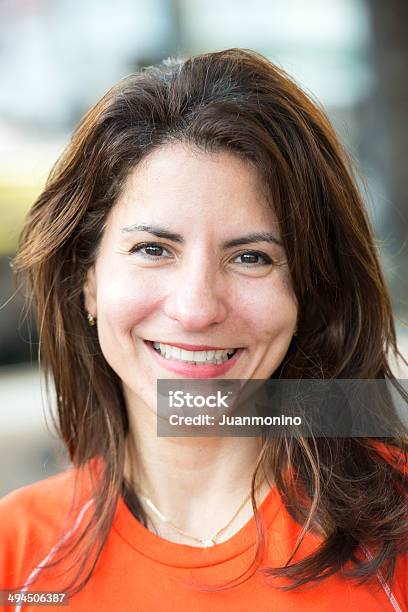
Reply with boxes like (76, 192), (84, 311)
(234, 274), (297, 338)
(95, 267), (163, 333)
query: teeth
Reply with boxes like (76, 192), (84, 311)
(151, 342), (237, 365)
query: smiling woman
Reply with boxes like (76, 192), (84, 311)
(1, 49), (407, 611)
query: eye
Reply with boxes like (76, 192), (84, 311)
(128, 242), (172, 259)
(127, 243), (274, 267)
(233, 250), (273, 266)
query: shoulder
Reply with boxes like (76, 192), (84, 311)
(0, 467), (74, 516)
(394, 548), (408, 605)
(0, 464), (93, 528)
(357, 440), (408, 603)
(0, 464), (94, 589)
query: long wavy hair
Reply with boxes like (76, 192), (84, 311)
(14, 48), (408, 597)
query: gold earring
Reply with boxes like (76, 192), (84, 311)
(293, 326), (298, 337)
(87, 312), (96, 326)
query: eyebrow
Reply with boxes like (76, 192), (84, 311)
(121, 223), (283, 248)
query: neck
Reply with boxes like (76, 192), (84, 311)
(123, 387), (272, 545)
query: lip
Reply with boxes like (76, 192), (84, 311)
(145, 341), (238, 351)
(143, 340), (244, 379)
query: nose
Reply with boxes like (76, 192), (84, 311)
(163, 257), (228, 331)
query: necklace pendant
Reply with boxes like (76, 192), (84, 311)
(202, 537), (216, 548)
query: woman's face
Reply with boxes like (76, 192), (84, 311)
(84, 143), (298, 411)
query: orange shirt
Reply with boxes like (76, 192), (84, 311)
(0, 458), (407, 612)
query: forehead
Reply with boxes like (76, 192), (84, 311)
(109, 143), (278, 231)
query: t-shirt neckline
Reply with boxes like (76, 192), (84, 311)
(112, 485), (282, 568)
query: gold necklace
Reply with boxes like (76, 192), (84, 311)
(137, 488), (256, 548)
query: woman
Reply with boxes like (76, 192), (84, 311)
(1, 48), (407, 611)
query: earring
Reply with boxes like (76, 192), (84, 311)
(86, 312), (96, 326)
(293, 326), (298, 337)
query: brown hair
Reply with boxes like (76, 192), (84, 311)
(14, 48), (408, 596)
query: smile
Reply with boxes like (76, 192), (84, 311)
(143, 340), (244, 378)
(149, 341), (237, 365)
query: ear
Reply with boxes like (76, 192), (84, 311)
(83, 266), (97, 317)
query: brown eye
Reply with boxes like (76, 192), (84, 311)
(234, 251), (273, 266)
(129, 243), (171, 259)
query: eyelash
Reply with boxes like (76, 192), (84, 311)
(128, 242), (273, 266)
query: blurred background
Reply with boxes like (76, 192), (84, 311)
(0, 0), (407, 496)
